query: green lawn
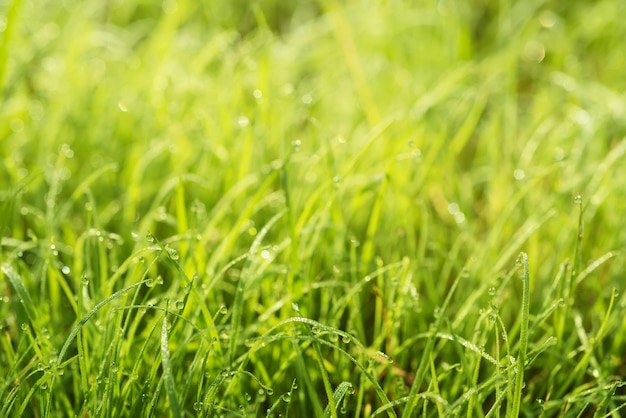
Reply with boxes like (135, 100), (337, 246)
(1, 0), (626, 416)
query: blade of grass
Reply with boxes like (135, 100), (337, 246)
(2, 263), (38, 326)
(323, 381), (354, 417)
(510, 252), (530, 417)
(161, 307), (182, 418)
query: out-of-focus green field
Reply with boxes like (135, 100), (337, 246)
(1, 1), (625, 416)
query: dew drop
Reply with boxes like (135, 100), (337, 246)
(342, 335), (351, 344)
(61, 265), (70, 275)
(291, 302), (300, 313)
(282, 392), (291, 402)
(175, 300), (185, 310)
(21, 323), (29, 331)
(375, 351), (393, 364)
(165, 245), (179, 260)
(244, 392), (252, 402)
(311, 326), (322, 335)
(146, 232), (155, 243)
(111, 362), (119, 373)
(266, 388), (274, 395)
(573, 194), (582, 205)
(41, 328), (50, 339)
(219, 305), (228, 315)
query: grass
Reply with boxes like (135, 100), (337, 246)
(1, 0), (626, 416)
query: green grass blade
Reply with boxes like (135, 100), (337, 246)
(2, 263), (38, 326)
(161, 310), (182, 418)
(323, 381), (354, 417)
(510, 252), (530, 417)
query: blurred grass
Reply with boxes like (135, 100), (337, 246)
(1, 0), (626, 416)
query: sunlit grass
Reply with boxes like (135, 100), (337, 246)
(1, 0), (626, 416)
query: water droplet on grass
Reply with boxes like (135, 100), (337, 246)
(342, 335), (351, 344)
(488, 287), (496, 296)
(111, 362), (119, 373)
(573, 194), (582, 205)
(146, 232), (155, 243)
(61, 266), (70, 275)
(375, 351), (393, 364)
(175, 300), (185, 310)
(166, 245), (179, 260)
